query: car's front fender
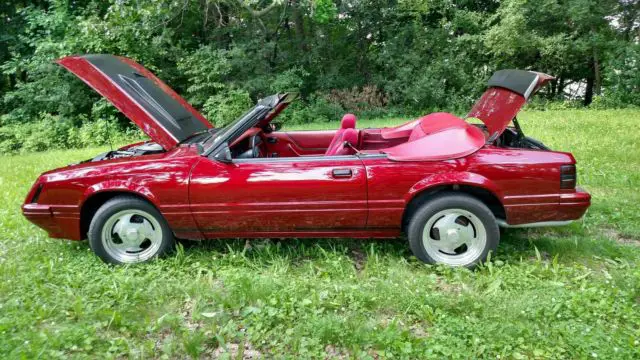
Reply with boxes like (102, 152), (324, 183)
(80, 179), (160, 209)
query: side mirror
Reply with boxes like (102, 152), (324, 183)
(213, 143), (233, 163)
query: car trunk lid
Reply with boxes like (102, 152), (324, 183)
(468, 70), (554, 139)
(58, 54), (212, 150)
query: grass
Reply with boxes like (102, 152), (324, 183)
(1, 109), (639, 359)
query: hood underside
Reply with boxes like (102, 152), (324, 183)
(58, 55), (212, 150)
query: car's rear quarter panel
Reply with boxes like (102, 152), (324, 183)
(467, 147), (573, 224)
(362, 146), (575, 228)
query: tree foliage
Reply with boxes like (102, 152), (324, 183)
(0, 0), (638, 149)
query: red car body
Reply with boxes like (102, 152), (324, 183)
(22, 55), (590, 248)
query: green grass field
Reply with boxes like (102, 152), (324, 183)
(1, 109), (639, 359)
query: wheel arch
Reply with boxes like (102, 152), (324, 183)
(401, 173), (505, 233)
(79, 188), (160, 240)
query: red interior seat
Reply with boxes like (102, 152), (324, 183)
(325, 128), (358, 156)
(325, 114), (357, 156)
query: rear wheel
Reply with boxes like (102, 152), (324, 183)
(88, 196), (175, 264)
(407, 193), (499, 268)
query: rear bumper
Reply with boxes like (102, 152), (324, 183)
(557, 187), (591, 221)
(22, 203), (83, 240)
(503, 187), (591, 227)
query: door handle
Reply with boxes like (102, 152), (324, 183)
(332, 169), (352, 178)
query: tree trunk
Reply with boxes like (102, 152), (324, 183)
(557, 77), (565, 100)
(584, 76), (594, 106)
(291, 0), (305, 51)
(584, 51), (601, 106)
(8, 73), (16, 89)
(593, 50), (602, 96)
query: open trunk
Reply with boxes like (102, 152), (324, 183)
(467, 69), (555, 151)
(494, 127), (550, 150)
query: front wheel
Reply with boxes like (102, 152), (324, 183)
(407, 193), (499, 269)
(88, 196), (175, 265)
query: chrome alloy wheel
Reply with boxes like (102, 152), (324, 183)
(101, 209), (163, 263)
(422, 208), (487, 266)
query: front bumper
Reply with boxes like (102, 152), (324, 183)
(22, 203), (83, 240)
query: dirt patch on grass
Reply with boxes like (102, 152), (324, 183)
(182, 298), (204, 332)
(524, 228), (571, 240)
(378, 314), (430, 340)
(528, 250), (551, 262)
(350, 246), (366, 272)
(209, 342), (262, 359)
(435, 277), (464, 294)
(324, 345), (351, 359)
(409, 322), (430, 338)
(604, 229), (640, 246)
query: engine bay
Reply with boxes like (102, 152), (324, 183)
(87, 142), (166, 162)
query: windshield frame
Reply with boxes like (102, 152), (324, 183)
(200, 93), (290, 157)
(200, 106), (270, 157)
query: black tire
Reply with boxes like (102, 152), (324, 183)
(407, 192), (499, 269)
(88, 195), (175, 265)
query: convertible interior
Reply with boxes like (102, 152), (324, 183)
(93, 111), (546, 164)
(229, 106), (550, 162)
(229, 112), (497, 162)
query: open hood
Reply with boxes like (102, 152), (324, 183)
(467, 69), (554, 138)
(58, 54), (212, 150)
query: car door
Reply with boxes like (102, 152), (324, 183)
(189, 155), (368, 237)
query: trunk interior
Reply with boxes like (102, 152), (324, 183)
(496, 127), (550, 150)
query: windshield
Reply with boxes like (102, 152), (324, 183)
(198, 93), (292, 156)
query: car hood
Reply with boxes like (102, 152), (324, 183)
(467, 69), (554, 138)
(58, 54), (212, 150)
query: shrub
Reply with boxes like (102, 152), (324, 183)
(202, 89), (253, 127)
(524, 98), (584, 111)
(280, 95), (346, 124)
(589, 95), (639, 110)
(325, 85), (388, 113)
(0, 127), (21, 153)
(269, 67), (309, 94)
(176, 46), (234, 107)
(0, 114), (142, 155)
(20, 114), (74, 152)
(601, 43), (640, 107)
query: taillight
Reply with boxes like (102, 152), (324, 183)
(30, 184), (44, 203)
(560, 165), (576, 189)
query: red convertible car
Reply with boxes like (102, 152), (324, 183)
(22, 55), (590, 268)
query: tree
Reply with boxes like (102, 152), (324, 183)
(0, 0), (637, 138)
